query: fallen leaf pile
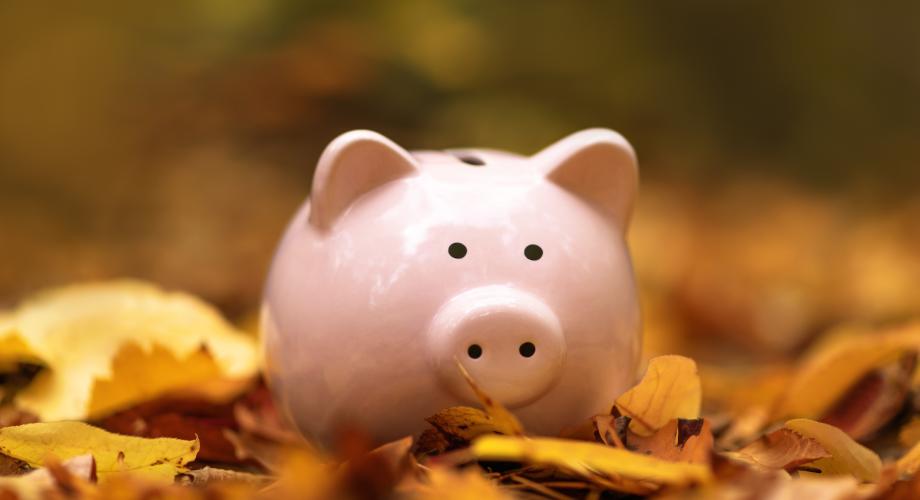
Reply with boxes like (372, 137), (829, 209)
(5, 238), (920, 497)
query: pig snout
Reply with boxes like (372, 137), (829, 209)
(428, 285), (566, 408)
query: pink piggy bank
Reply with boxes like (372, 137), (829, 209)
(261, 128), (641, 445)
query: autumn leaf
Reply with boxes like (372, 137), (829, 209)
(727, 428), (830, 471)
(469, 435), (712, 487)
(820, 352), (916, 440)
(408, 466), (513, 500)
(455, 362), (524, 436)
(415, 406), (509, 457)
(625, 418), (713, 465)
(899, 417), (920, 449)
(2, 281), (260, 421)
(896, 440), (920, 476)
(426, 407), (507, 442)
(775, 324), (920, 421)
(784, 419), (882, 482)
(0, 421), (199, 482)
(615, 355), (701, 436)
(0, 455), (95, 499)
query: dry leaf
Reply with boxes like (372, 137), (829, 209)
(784, 418), (881, 482)
(99, 396), (240, 464)
(426, 407), (505, 442)
(265, 447), (338, 500)
(408, 466), (513, 500)
(775, 324), (920, 421)
(820, 352), (916, 441)
(615, 355), (701, 436)
(626, 418), (713, 465)
(898, 417), (920, 448)
(0, 421), (199, 482)
(0, 455), (95, 500)
(455, 362), (524, 436)
(338, 435), (414, 498)
(727, 428), (830, 471)
(4, 280), (260, 421)
(896, 440), (920, 476)
(469, 435), (711, 487)
(593, 414), (627, 447)
(178, 466), (270, 486)
(414, 406), (508, 457)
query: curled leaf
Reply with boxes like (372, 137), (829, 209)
(0, 455), (96, 499)
(456, 362), (524, 436)
(784, 419), (881, 482)
(415, 406), (509, 457)
(626, 418), (713, 465)
(426, 407), (506, 443)
(775, 324), (920, 421)
(615, 355), (701, 436)
(728, 428), (829, 471)
(820, 352), (916, 440)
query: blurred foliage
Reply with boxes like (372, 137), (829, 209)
(1, 0), (919, 332)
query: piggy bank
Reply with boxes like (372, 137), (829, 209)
(261, 128), (641, 445)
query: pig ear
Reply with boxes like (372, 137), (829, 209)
(534, 128), (638, 233)
(308, 130), (419, 230)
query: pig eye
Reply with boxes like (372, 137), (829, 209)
(448, 242), (468, 259)
(524, 244), (543, 261)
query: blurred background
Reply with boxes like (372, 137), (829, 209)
(2, 1), (920, 362)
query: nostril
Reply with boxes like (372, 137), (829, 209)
(519, 342), (536, 358)
(454, 153), (486, 166)
(467, 344), (483, 359)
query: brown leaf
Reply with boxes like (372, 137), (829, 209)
(99, 397), (239, 463)
(177, 466), (270, 486)
(455, 362), (524, 436)
(775, 323), (920, 422)
(426, 407), (505, 443)
(412, 428), (451, 458)
(625, 418), (713, 465)
(729, 428), (830, 471)
(0, 454), (29, 477)
(820, 352), (916, 441)
(414, 406), (509, 459)
(593, 414), (627, 448)
(337, 431), (414, 499)
(0, 455), (96, 499)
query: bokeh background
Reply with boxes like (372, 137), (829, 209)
(3, 1), (920, 361)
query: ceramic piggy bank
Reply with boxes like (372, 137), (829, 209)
(262, 128), (641, 445)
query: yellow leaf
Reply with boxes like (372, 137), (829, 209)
(0, 331), (44, 372)
(784, 419), (881, 482)
(410, 466), (513, 500)
(898, 416), (920, 448)
(0, 421), (199, 482)
(456, 361), (524, 436)
(470, 435), (711, 487)
(896, 439), (920, 476)
(775, 323), (920, 420)
(615, 355), (701, 436)
(5, 280), (260, 420)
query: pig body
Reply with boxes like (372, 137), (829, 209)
(262, 129), (641, 444)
